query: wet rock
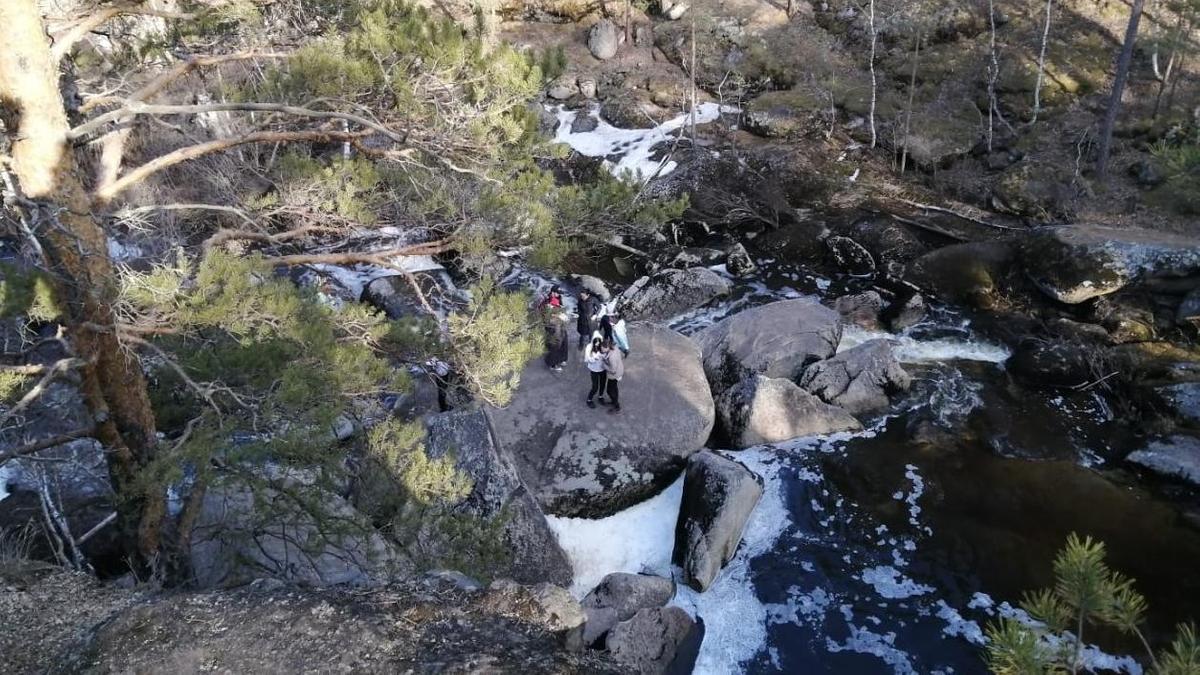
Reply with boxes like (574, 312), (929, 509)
(1177, 288), (1200, 326)
(481, 579), (588, 648)
(1127, 436), (1200, 487)
(667, 247), (724, 268)
(673, 452), (763, 591)
(906, 240), (1016, 309)
(571, 112), (600, 133)
(887, 293), (927, 332)
(189, 477), (408, 588)
(606, 606), (698, 674)
(570, 274), (613, 302)
(844, 217), (929, 266)
(362, 275), (422, 319)
(421, 409), (573, 586)
(696, 298), (842, 394)
(833, 291), (885, 330)
(1093, 299), (1156, 344)
(488, 323), (714, 517)
(1021, 225), (1200, 304)
(725, 243), (757, 277)
(600, 91), (658, 129)
(55, 578), (621, 674)
(1156, 382), (1200, 427)
(616, 267), (732, 321)
(826, 235), (876, 276)
(716, 374), (862, 448)
(547, 75), (577, 100)
(800, 339), (912, 415)
(588, 19), (620, 60)
(581, 573), (675, 645)
(1007, 338), (1094, 388)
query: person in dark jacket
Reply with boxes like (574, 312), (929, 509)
(543, 309), (569, 371)
(576, 290), (601, 349)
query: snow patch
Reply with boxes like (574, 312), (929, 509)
(546, 474), (684, 597)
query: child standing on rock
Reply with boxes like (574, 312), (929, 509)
(602, 339), (624, 414)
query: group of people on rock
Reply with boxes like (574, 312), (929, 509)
(538, 285), (629, 414)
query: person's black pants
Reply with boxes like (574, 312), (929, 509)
(578, 329), (591, 349)
(606, 378), (620, 408)
(588, 371), (606, 401)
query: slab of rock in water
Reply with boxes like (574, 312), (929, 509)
(696, 298), (842, 394)
(833, 291), (885, 330)
(1156, 382), (1200, 427)
(616, 267), (731, 322)
(421, 409), (573, 587)
(1127, 436), (1200, 487)
(605, 606), (699, 674)
(716, 374), (862, 448)
(1021, 225), (1200, 304)
(674, 451), (763, 591)
(488, 323), (714, 517)
(581, 573), (675, 646)
(905, 240), (1015, 308)
(800, 339), (912, 415)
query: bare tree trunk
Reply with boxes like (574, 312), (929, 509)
(1152, 13), (1185, 119)
(1097, 0), (1146, 181)
(986, 0), (999, 152)
(868, 0), (878, 148)
(1032, 0), (1054, 124)
(0, 0), (164, 562)
(900, 31), (921, 174)
(690, 15), (698, 152)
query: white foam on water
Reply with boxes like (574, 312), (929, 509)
(546, 474), (684, 598)
(826, 625), (917, 674)
(673, 449), (791, 674)
(840, 326), (1011, 364)
(859, 565), (935, 600)
(935, 600), (986, 645)
(0, 463), (12, 501)
(551, 103), (735, 180)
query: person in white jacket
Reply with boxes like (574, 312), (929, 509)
(584, 336), (608, 407)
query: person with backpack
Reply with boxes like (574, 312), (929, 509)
(602, 339), (624, 414)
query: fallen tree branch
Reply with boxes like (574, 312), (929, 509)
(262, 240), (452, 267)
(95, 129), (372, 203)
(76, 511), (118, 545)
(0, 428), (96, 465)
(889, 214), (970, 242)
(203, 223), (344, 251)
(118, 203), (258, 229)
(896, 197), (1018, 231)
(0, 364), (49, 375)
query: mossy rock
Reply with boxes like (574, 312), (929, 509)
(993, 161), (1078, 218)
(743, 89), (829, 139)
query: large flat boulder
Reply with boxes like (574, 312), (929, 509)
(605, 606), (699, 675)
(616, 267), (732, 322)
(673, 452), (762, 592)
(488, 323), (714, 517)
(422, 409), (573, 587)
(581, 573), (676, 646)
(696, 298), (842, 394)
(716, 375), (862, 448)
(800, 339), (912, 415)
(1022, 225), (1200, 304)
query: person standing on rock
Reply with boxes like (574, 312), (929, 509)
(602, 339), (624, 414)
(585, 336), (608, 407)
(537, 284), (563, 311)
(576, 289), (601, 350)
(544, 309), (570, 372)
(610, 311), (630, 357)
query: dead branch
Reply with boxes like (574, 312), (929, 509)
(895, 197), (1018, 231)
(118, 203), (258, 229)
(0, 428), (96, 465)
(95, 129), (372, 203)
(76, 511), (118, 545)
(50, 3), (195, 62)
(0, 364), (49, 375)
(262, 240), (452, 267)
(203, 223), (345, 251)
(889, 214), (970, 242)
(72, 102), (405, 144)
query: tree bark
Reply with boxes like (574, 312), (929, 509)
(1096, 0), (1146, 181)
(1031, 0), (1054, 124)
(0, 0), (164, 561)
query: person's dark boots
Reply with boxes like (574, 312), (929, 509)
(597, 396), (607, 405)
(587, 398), (596, 408)
(608, 406), (621, 414)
